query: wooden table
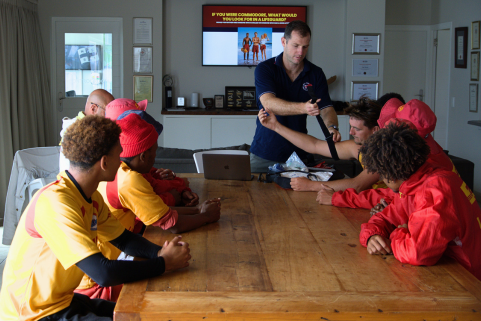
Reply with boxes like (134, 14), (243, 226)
(115, 175), (481, 320)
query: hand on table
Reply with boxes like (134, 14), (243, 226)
(367, 235), (392, 255)
(199, 198), (221, 223)
(182, 190), (199, 206)
(290, 177), (317, 191)
(370, 198), (389, 216)
(159, 235), (191, 272)
(316, 184), (335, 205)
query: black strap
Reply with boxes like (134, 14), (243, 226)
(306, 85), (339, 160)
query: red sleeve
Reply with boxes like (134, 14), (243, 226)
(389, 179), (458, 266)
(332, 188), (394, 209)
(151, 208), (179, 230)
(142, 172), (176, 206)
(359, 198), (408, 247)
(146, 168), (191, 194)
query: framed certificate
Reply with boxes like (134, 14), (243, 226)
(471, 51), (480, 81)
(469, 84), (478, 112)
(133, 75), (153, 102)
(472, 21), (480, 50)
(351, 81), (379, 101)
(352, 59), (379, 76)
(352, 34), (380, 55)
(455, 27), (468, 68)
(225, 86), (256, 109)
(133, 47), (153, 73)
(133, 18), (153, 45)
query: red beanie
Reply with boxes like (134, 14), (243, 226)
(117, 113), (158, 157)
(105, 98), (148, 121)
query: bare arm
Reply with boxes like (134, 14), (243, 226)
(318, 168), (380, 193)
(260, 93), (321, 116)
(258, 108), (358, 159)
(320, 107), (341, 142)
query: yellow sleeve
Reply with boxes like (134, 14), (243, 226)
(34, 193), (100, 270)
(119, 170), (171, 225)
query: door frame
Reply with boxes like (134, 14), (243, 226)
(50, 17), (123, 137)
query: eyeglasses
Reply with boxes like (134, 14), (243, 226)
(91, 102), (105, 110)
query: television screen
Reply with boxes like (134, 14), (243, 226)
(65, 45), (102, 70)
(202, 5), (307, 66)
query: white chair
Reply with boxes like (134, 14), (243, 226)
(3, 146), (60, 245)
(193, 150), (249, 173)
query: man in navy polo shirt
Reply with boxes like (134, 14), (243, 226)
(250, 20), (339, 172)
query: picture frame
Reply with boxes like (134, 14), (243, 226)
(133, 75), (153, 102)
(471, 51), (480, 81)
(455, 27), (468, 68)
(133, 47), (153, 73)
(352, 33), (381, 55)
(133, 17), (153, 45)
(352, 59), (379, 76)
(351, 81), (379, 101)
(469, 84), (478, 112)
(214, 95), (224, 108)
(225, 86), (257, 109)
(472, 21), (480, 50)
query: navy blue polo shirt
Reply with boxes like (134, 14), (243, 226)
(250, 53), (333, 162)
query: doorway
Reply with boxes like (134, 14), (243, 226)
(51, 17), (123, 140)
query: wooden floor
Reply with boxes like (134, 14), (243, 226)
(114, 175), (481, 320)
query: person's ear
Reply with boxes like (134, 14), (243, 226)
(139, 151), (147, 163)
(372, 125), (380, 133)
(281, 37), (286, 47)
(99, 155), (108, 171)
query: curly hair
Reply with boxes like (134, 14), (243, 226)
(359, 122), (430, 181)
(376, 92), (406, 107)
(343, 96), (382, 129)
(62, 115), (121, 170)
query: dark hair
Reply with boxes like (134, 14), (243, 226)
(284, 20), (311, 40)
(359, 122), (430, 181)
(343, 96), (382, 129)
(120, 156), (135, 164)
(376, 92), (406, 107)
(62, 116), (121, 170)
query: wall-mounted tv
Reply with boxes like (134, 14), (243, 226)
(65, 45), (102, 70)
(202, 5), (306, 66)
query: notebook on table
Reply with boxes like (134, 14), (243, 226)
(202, 154), (253, 181)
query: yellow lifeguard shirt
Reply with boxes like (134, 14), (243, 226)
(0, 171), (125, 321)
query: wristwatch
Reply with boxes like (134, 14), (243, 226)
(328, 125), (339, 131)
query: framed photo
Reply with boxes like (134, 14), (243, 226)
(455, 27), (468, 68)
(472, 21), (480, 50)
(225, 86), (257, 109)
(351, 81), (379, 101)
(133, 47), (152, 73)
(471, 51), (480, 81)
(133, 75), (153, 102)
(352, 34), (380, 55)
(469, 84), (478, 112)
(133, 18), (153, 45)
(214, 95), (224, 108)
(203, 98), (214, 109)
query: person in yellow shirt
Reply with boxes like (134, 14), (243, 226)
(0, 116), (191, 321)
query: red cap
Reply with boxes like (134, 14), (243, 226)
(105, 98), (147, 121)
(117, 113), (158, 157)
(378, 99), (436, 138)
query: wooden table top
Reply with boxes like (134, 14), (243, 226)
(114, 175), (481, 320)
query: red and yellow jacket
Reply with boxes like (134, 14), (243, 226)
(359, 162), (481, 280)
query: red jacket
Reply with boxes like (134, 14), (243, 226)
(359, 162), (481, 280)
(142, 167), (191, 206)
(332, 145), (456, 209)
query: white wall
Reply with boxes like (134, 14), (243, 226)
(37, 0), (164, 125)
(385, 0), (432, 26)
(163, 0), (349, 103)
(432, 0), (481, 196)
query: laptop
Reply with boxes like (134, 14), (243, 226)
(202, 154), (253, 181)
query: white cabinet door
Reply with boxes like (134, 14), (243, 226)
(163, 116), (211, 149)
(211, 116), (257, 148)
(306, 115), (350, 141)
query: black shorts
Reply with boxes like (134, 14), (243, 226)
(39, 293), (115, 321)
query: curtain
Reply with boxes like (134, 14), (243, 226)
(0, 0), (52, 225)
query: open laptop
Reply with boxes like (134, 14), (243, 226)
(202, 154), (253, 181)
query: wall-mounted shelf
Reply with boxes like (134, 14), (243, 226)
(468, 120), (481, 127)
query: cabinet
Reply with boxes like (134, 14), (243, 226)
(160, 114), (350, 149)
